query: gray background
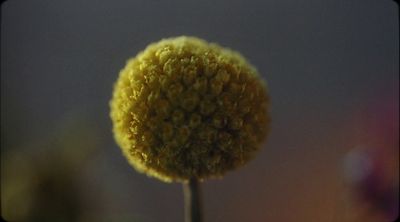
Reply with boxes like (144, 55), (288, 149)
(1, 0), (398, 221)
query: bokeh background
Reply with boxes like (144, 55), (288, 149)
(1, 0), (398, 221)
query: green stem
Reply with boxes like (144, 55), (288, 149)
(183, 178), (203, 222)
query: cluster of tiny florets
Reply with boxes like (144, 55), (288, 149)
(110, 36), (270, 182)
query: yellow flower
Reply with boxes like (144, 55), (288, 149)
(110, 36), (270, 182)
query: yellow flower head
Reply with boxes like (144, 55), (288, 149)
(110, 36), (270, 182)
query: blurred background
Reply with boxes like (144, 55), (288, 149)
(1, 0), (398, 221)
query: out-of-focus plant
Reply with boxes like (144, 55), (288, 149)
(1, 114), (100, 222)
(343, 99), (399, 221)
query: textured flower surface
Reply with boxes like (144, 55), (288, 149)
(110, 36), (270, 182)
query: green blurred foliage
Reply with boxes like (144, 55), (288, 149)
(1, 113), (101, 222)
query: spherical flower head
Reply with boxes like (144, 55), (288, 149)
(110, 36), (270, 182)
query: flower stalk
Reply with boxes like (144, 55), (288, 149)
(183, 178), (203, 222)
